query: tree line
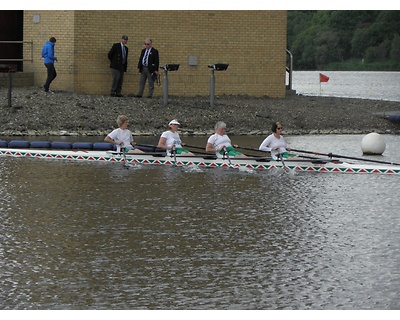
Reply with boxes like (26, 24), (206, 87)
(287, 10), (400, 70)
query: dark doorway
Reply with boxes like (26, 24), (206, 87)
(0, 10), (24, 71)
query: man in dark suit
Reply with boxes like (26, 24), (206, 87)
(108, 35), (129, 97)
(136, 38), (159, 98)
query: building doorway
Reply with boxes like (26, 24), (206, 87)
(0, 10), (24, 71)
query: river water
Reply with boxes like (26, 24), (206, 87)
(1, 134), (400, 310)
(1, 71), (400, 310)
(290, 71), (400, 102)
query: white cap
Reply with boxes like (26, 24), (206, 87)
(169, 119), (180, 125)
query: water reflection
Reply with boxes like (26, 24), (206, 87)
(1, 141), (400, 309)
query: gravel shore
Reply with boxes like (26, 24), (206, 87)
(1, 86), (400, 137)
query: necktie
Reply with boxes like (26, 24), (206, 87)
(122, 45), (126, 63)
(143, 49), (149, 66)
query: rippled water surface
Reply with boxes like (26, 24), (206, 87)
(290, 71), (400, 102)
(1, 135), (400, 310)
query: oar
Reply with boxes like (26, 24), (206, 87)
(172, 144), (177, 165)
(136, 143), (162, 152)
(184, 144), (204, 150)
(121, 147), (132, 168)
(144, 143), (210, 155)
(186, 144), (259, 157)
(237, 145), (309, 160)
(223, 146), (233, 166)
(291, 148), (400, 166)
(236, 146), (269, 154)
(276, 153), (289, 171)
(236, 145), (280, 157)
(137, 143), (211, 157)
(183, 144), (216, 155)
(237, 145), (326, 161)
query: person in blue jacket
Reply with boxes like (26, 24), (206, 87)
(41, 37), (58, 93)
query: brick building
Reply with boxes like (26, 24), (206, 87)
(5, 10), (287, 98)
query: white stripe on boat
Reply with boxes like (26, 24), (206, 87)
(1, 148), (400, 175)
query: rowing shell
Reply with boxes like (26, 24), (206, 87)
(1, 148), (400, 175)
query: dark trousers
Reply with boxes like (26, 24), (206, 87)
(44, 63), (57, 91)
(111, 68), (125, 95)
(138, 66), (155, 97)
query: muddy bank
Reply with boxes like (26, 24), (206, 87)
(1, 87), (400, 137)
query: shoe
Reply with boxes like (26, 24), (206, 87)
(147, 96), (152, 99)
(134, 95), (142, 98)
(110, 93), (116, 97)
(45, 90), (54, 94)
(116, 93), (123, 97)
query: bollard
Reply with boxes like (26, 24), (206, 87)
(162, 64), (180, 106)
(208, 63), (229, 107)
(8, 71), (12, 108)
(163, 69), (169, 106)
(210, 68), (215, 107)
(0, 66), (15, 107)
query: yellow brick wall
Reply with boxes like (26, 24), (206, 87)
(23, 11), (75, 91)
(23, 10), (287, 98)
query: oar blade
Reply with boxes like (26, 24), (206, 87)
(291, 148), (400, 166)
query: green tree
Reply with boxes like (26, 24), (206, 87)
(390, 34), (400, 61)
(287, 11), (315, 48)
(330, 11), (379, 60)
(351, 28), (372, 58)
(291, 25), (319, 69)
(364, 47), (378, 63)
(375, 11), (400, 35)
(288, 10), (400, 70)
(314, 30), (343, 67)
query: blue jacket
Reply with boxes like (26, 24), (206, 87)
(41, 41), (57, 64)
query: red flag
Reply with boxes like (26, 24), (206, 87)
(319, 73), (330, 82)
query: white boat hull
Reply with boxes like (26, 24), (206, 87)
(1, 148), (400, 175)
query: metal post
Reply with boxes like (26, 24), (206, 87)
(161, 64), (179, 106)
(210, 68), (215, 107)
(209, 63), (228, 107)
(163, 69), (169, 106)
(286, 49), (293, 90)
(8, 71), (12, 108)
(289, 52), (293, 90)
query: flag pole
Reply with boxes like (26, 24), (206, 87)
(319, 73), (330, 95)
(319, 75), (321, 95)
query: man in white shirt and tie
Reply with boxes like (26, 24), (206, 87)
(108, 35), (129, 97)
(136, 38), (159, 98)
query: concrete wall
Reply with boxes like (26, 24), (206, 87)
(23, 10), (287, 98)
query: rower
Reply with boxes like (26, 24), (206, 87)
(157, 119), (194, 156)
(104, 115), (144, 154)
(259, 122), (299, 160)
(206, 121), (247, 158)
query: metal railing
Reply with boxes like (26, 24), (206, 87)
(0, 40), (34, 62)
(286, 49), (293, 90)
